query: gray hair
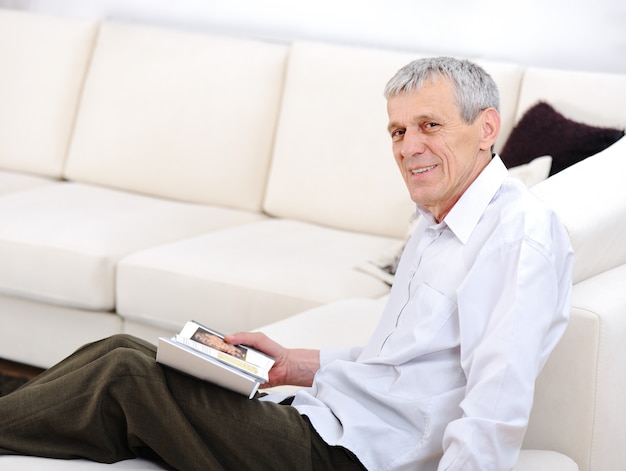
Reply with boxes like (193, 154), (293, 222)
(384, 57), (500, 124)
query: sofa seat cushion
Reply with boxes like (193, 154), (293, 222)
(0, 182), (265, 311)
(117, 219), (396, 334)
(0, 449), (578, 470)
(259, 297), (386, 349)
(0, 170), (57, 195)
(0, 456), (167, 470)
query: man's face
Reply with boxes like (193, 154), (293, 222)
(387, 78), (495, 222)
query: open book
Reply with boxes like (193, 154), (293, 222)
(156, 321), (275, 399)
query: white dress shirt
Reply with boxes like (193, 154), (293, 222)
(264, 156), (573, 471)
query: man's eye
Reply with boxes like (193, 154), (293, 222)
(391, 129), (405, 139)
(424, 122), (440, 130)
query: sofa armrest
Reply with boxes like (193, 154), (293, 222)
(523, 264), (626, 471)
(514, 450), (578, 471)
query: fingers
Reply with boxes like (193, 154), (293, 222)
(225, 331), (268, 348)
(224, 331), (284, 358)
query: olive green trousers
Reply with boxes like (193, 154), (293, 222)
(0, 334), (365, 471)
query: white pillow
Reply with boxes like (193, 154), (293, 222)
(508, 155), (552, 187)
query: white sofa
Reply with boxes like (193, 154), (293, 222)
(1, 7), (626, 471)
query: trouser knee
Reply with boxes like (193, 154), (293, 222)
(80, 333), (156, 359)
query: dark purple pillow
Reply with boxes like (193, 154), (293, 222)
(500, 101), (624, 176)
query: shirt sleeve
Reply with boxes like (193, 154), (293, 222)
(319, 346), (363, 368)
(438, 235), (572, 471)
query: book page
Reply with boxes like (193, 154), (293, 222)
(178, 321), (275, 379)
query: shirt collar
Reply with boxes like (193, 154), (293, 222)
(417, 154), (509, 244)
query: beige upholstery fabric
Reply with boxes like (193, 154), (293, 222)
(0, 10), (96, 177)
(0, 183), (264, 311)
(64, 22), (288, 210)
(117, 219), (395, 333)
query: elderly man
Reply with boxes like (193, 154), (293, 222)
(1, 57), (573, 471)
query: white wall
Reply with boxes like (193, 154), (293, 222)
(2, 0), (625, 74)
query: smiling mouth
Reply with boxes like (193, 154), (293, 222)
(411, 165), (437, 175)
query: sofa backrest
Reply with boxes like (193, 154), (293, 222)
(263, 41), (418, 239)
(516, 67), (626, 129)
(63, 21), (288, 211)
(0, 9), (96, 178)
(263, 41), (525, 238)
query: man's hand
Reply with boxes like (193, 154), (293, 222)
(225, 331), (320, 388)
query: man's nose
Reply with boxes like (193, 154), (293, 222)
(400, 130), (426, 159)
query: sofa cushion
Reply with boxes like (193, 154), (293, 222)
(0, 183), (265, 311)
(64, 22), (288, 211)
(513, 450), (578, 471)
(532, 136), (626, 283)
(0, 170), (57, 195)
(117, 219), (395, 333)
(263, 41), (419, 239)
(507, 155), (552, 187)
(0, 294), (122, 368)
(500, 101), (624, 175)
(0, 449), (579, 470)
(258, 297), (386, 349)
(0, 456), (167, 470)
(0, 9), (96, 177)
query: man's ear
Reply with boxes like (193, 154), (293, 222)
(479, 108), (501, 151)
